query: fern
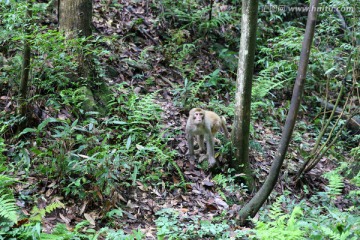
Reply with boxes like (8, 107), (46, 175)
(321, 225), (352, 240)
(323, 170), (344, 198)
(29, 200), (65, 222)
(0, 137), (5, 161)
(268, 196), (284, 220)
(253, 60), (297, 99)
(0, 174), (17, 188)
(254, 196), (304, 240)
(199, 11), (234, 32)
(0, 190), (18, 224)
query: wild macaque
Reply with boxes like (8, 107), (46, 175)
(185, 108), (229, 167)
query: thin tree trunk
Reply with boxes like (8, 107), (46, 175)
(19, 0), (32, 120)
(316, 97), (360, 131)
(231, 0), (258, 191)
(238, 0), (320, 225)
(208, 0), (214, 21)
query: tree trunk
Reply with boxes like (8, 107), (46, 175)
(237, 0), (320, 225)
(59, 0), (92, 38)
(59, 0), (92, 78)
(19, 0), (32, 122)
(231, 0), (258, 191)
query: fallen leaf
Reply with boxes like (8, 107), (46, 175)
(84, 213), (96, 226)
(214, 197), (229, 209)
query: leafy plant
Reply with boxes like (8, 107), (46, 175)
(254, 196), (305, 240)
(0, 189), (18, 224)
(216, 169), (247, 188)
(0, 174), (64, 239)
(160, 0), (237, 34)
(255, 170), (360, 239)
(155, 208), (233, 239)
(323, 170), (345, 198)
(172, 78), (198, 107)
(29, 201), (65, 223)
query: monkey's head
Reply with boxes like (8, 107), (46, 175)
(190, 108), (205, 125)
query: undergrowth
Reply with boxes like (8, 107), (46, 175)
(154, 167), (360, 239)
(0, 0), (358, 238)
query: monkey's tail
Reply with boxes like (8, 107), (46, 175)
(221, 116), (230, 139)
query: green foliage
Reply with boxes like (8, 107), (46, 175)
(39, 222), (89, 240)
(172, 70), (234, 108)
(323, 170), (345, 198)
(0, 174), (68, 239)
(9, 85), (180, 200)
(198, 11), (234, 33)
(0, 189), (18, 224)
(39, 221), (144, 240)
(29, 201), (65, 222)
(163, 41), (197, 82)
(0, 172), (142, 239)
(254, 171), (360, 239)
(350, 145), (360, 159)
(213, 169), (248, 203)
(0, 138), (7, 174)
(160, 0), (237, 34)
(215, 45), (238, 71)
(0, 0), (110, 116)
(102, 228), (144, 240)
(0, 138), (5, 162)
(155, 208), (232, 239)
(254, 26), (302, 99)
(0, 174), (16, 188)
(1, 0), (359, 238)
(202, 69), (234, 92)
(172, 77), (199, 107)
(0, 173), (18, 229)
(254, 196), (305, 240)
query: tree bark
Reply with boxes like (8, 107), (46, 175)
(237, 0), (320, 225)
(59, 0), (92, 78)
(59, 0), (92, 38)
(231, 0), (258, 191)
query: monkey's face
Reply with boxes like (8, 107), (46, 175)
(193, 111), (204, 125)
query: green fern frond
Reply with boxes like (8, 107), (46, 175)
(0, 191), (18, 223)
(268, 196), (284, 220)
(288, 206), (303, 229)
(255, 196), (305, 240)
(0, 174), (17, 188)
(29, 200), (65, 222)
(323, 170), (344, 197)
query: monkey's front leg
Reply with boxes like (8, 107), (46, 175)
(196, 135), (205, 153)
(206, 134), (216, 167)
(187, 134), (196, 161)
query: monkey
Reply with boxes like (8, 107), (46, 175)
(185, 108), (229, 167)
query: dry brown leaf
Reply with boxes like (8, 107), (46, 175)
(59, 213), (71, 224)
(214, 197), (229, 209)
(84, 213), (96, 226)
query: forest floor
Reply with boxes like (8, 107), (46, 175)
(1, 0), (358, 237)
